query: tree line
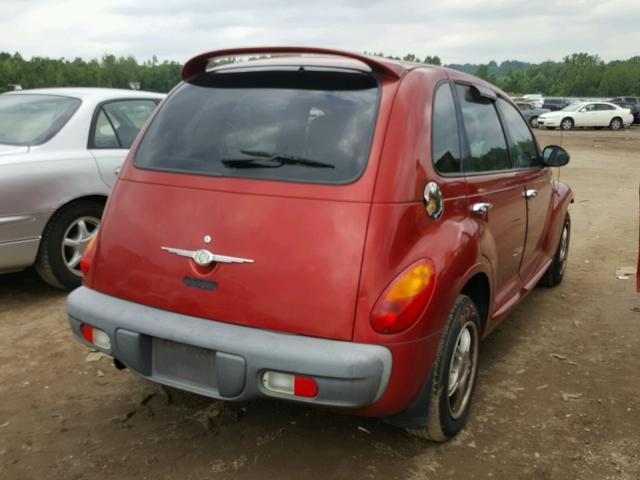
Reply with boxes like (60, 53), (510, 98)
(0, 53), (182, 93)
(1, 51), (638, 97)
(385, 52), (639, 97)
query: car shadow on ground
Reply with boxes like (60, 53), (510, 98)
(0, 268), (65, 302)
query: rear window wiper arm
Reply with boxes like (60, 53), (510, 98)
(221, 149), (335, 169)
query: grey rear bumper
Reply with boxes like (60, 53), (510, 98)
(67, 287), (392, 408)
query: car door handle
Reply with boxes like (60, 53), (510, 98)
(471, 202), (493, 215)
(525, 189), (538, 198)
(114, 167), (121, 176)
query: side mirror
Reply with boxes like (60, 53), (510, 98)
(542, 145), (570, 167)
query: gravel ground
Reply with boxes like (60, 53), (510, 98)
(1, 127), (639, 480)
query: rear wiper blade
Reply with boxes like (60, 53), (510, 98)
(221, 149), (335, 169)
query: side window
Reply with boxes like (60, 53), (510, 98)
(582, 104), (596, 112)
(596, 104), (614, 111)
(91, 99), (157, 149)
(93, 110), (119, 148)
(432, 83), (462, 174)
(497, 98), (540, 168)
(455, 84), (510, 173)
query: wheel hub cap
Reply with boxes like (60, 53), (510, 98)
(558, 225), (569, 275)
(447, 320), (479, 420)
(62, 216), (100, 276)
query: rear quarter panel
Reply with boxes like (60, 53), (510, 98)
(0, 152), (109, 258)
(351, 68), (494, 415)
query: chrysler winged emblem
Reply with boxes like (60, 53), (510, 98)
(161, 246), (254, 266)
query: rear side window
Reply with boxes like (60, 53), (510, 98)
(135, 69), (379, 184)
(596, 104), (615, 111)
(431, 83), (461, 174)
(93, 110), (119, 148)
(455, 84), (510, 173)
(496, 98), (540, 168)
(90, 99), (158, 149)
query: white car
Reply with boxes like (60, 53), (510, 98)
(0, 88), (164, 289)
(537, 101), (633, 130)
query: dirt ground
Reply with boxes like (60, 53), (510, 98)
(1, 127), (639, 480)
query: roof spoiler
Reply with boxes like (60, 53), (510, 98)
(181, 46), (405, 81)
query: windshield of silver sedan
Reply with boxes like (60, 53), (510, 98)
(0, 94), (81, 146)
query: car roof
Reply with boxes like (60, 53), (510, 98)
(2, 87), (164, 101)
(569, 101), (619, 107)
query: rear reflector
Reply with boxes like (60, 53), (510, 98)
(81, 324), (111, 351)
(294, 376), (319, 398)
(262, 371), (318, 398)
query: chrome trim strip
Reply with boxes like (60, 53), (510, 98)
(0, 215), (36, 225)
(0, 236), (41, 246)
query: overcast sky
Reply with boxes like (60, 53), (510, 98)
(1, 0), (638, 65)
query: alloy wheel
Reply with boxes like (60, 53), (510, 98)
(447, 320), (479, 420)
(558, 224), (569, 276)
(61, 216), (100, 276)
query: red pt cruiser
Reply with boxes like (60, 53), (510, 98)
(68, 47), (573, 440)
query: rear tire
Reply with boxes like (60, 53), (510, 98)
(540, 214), (570, 287)
(609, 117), (622, 130)
(35, 200), (103, 290)
(529, 116), (539, 128)
(560, 118), (574, 130)
(407, 295), (481, 441)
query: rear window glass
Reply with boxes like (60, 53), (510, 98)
(0, 94), (81, 146)
(134, 68), (380, 184)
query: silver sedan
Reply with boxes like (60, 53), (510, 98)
(0, 88), (164, 289)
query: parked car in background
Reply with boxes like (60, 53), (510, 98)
(611, 101), (640, 124)
(0, 88), (164, 289)
(515, 101), (550, 128)
(541, 97), (570, 111)
(609, 96), (640, 109)
(537, 101), (634, 130)
(68, 47), (573, 442)
(522, 94), (543, 109)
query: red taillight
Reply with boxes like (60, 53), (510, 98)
(294, 376), (319, 398)
(80, 233), (99, 276)
(81, 324), (94, 343)
(371, 260), (436, 334)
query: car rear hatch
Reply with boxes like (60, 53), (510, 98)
(91, 66), (387, 341)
